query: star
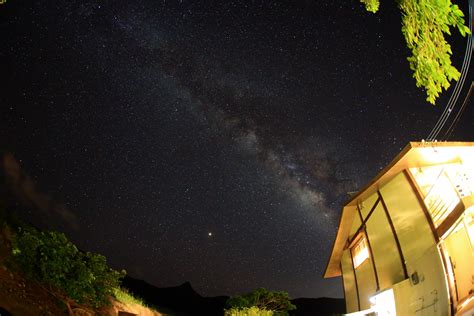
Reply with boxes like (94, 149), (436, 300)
(1, 0), (471, 300)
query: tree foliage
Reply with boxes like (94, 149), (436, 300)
(225, 306), (274, 316)
(360, 0), (380, 13)
(226, 288), (296, 316)
(359, 0), (470, 104)
(12, 227), (125, 311)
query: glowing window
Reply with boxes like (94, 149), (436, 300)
(410, 163), (473, 227)
(352, 236), (369, 269)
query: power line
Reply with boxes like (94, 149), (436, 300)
(427, 0), (473, 140)
(427, 32), (472, 140)
(426, 0), (473, 141)
(443, 82), (474, 140)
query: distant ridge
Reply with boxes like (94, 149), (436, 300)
(122, 276), (345, 316)
(121, 276), (228, 316)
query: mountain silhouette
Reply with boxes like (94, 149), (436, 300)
(121, 276), (228, 316)
(122, 276), (345, 316)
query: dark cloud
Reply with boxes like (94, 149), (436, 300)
(3, 153), (79, 230)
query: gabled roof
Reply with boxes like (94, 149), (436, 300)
(324, 141), (474, 278)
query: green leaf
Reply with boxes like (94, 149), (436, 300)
(398, 0), (469, 104)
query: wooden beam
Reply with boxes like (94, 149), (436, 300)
(358, 205), (380, 291)
(347, 198), (380, 248)
(437, 196), (473, 238)
(349, 249), (361, 311)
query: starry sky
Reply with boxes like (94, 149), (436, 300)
(0, 0), (472, 299)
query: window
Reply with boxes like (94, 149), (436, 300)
(410, 163), (473, 227)
(352, 236), (369, 268)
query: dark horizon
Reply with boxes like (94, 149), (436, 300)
(1, 0), (472, 299)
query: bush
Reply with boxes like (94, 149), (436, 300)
(12, 227), (125, 310)
(226, 288), (296, 316)
(225, 306), (274, 316)
(113, 287), (147, 306)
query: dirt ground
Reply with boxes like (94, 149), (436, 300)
(0, 226), (67, 315)
(0, 264), (71, 315)
(0, 263), (163, 316)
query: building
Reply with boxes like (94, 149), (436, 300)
(324, 142), (474, 315)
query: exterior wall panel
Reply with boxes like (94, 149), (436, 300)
(354, 258), (377, 310)
(408, 245), (450, 316)
(341, 249), (359, 313)
(443, 222), (474, 301)
(379, 173), (437, 269)
(359, 192), (378, 220)
(349, 213), (362, 239)
(380, 172), (450, 315)
(366, 202), (405, 290)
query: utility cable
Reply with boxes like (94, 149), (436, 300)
(427, 10), (473, 141)
(443, 81), (474, 140)
(426, 0), (473, 141)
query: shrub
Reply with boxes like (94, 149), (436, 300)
(11, 227), (125, 311)
(225, 306), (274, 316)
(226, 288), (296, 316)
(113, 287), (147, 306)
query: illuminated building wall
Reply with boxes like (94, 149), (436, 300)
(325, 142), (474, 316)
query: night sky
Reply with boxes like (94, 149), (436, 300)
(0, 0), (472, 299)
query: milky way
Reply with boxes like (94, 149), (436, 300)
(1, 0), (472, 298)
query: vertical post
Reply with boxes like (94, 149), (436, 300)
(358, 205), (380, 291)
(340, 263), (347, 311)
(349, 249), (361, 311)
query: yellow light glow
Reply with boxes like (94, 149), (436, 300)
(410, 162), (474, 227)
(416, 147), (461, 166)
(457, 295), (474, 312)
(370, 289), (396, 315)
(465, 206), (474, 248)
(440, 243), (457, 296)
(352, 237), (369, 269)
